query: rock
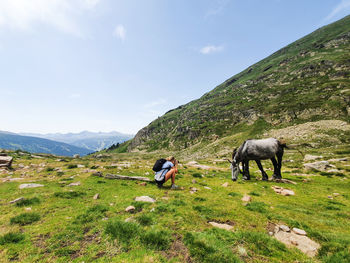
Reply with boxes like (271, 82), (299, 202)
(0, 156), (13, 168)
(125, 206), (135, 212)
(77, 164), (85, 168)
(187, 161), (198, 165)
(9, 197), (24, 204)
(208, 221), (233, 231)
(222, 182), (229, 187)
(273, 178), (297, 185)
(304, 154), (323, 162)
(237, 246), (247, 257)
(303, 161), (335, 172)
(67, 182), (81, 186)
(138, 182), (147, 186)
(274, 228), (320, 257)
(93, 194), (100, 200)
(333, 193), (340, 196)
(279, 225), (290, 232)
(19, 183), (44, 189)
(134, 196), (156, 203)
(145, 172), (150, 175)
(327, 169), (340, 173)
(73, 154), (80, 158)
(204, 186), (212, 190)
(92, 171), (103, 177)
(241, 195), (251, 202)
(192, 179), (197, 184)
(272, 186), (295, 196)
(292, 228), (307, 236)
(190, 187), (198, 192)
(25, 207), (32, 211)
(328, 157), (348, 162)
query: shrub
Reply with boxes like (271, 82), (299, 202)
(141, 229), (171, 250)
(46, 167), (54, 172)
(10, 212), (40, 225)
(16, 197), (40, 207)
(228, 192), (240, 197)
(105, 220), (140, 245)
(194, 197), (206, 202)
(0, 232), (25, 245)
(54, 191), (86, 199)
(192, 173), (202, 178)
(67, 164), (78, 169)
(248, 191), (261, 196)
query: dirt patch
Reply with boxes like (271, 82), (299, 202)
(161, 235), (192, 262)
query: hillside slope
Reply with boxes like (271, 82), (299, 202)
(0, 132), (91, 156)
(130, 15), (350, 152)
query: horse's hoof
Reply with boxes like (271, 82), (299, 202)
(232, 178), (237, 182)
(262, 177), (268, 181)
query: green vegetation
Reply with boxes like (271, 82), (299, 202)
(15, 197), (40, 207)
(0, 232), (25, 245)
(10, 212), (41, 225)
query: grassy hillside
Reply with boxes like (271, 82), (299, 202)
(129, 15), (350, 153)
(0, 145), (349, 262)
(0, 133), (91, 157)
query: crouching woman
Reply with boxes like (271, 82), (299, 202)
(154, 156), (179, 189)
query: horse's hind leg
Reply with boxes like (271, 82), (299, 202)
(276, 149), (284, 178)
(271, 157), (281, 179)
(256, 160), (268, 181)
(243, 160), (250, 180)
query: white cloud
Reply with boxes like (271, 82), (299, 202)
(324, 0), (350, 22)
(113, 24), (126, 41)
(200, 45), (224, 54)
(0, 0), (101, 37)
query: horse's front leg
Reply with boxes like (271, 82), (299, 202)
(256, 160), (268, 181)
(243, 160), (250, 180)
(271, 157), (281, 179)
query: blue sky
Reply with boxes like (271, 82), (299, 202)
(0, 0), (349, 134)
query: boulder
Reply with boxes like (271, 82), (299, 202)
(92, 171), (103, 177)
(208, 221), (233, 231)
(0, 156), (13, 168)
(272, 186), (295, 196)
(241, 195), (251, 202)
(134, 196), (156, 203)
(292, 228), (307, 236)
(303, 161), (335, 172)
(303, 154), (323, 162)
(93, 193), (100, 200)
(19, 183), (44, 189)
(125, 206), (135, 212)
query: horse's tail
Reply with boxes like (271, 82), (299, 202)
(278, 140), (304, 157)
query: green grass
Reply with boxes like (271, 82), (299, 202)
(15, 197), (40, 207)
(10, 212), (41, 225)
(0, 232), (25, 245)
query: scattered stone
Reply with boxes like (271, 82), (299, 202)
(134, 196), (156, 203)
(208, 221), (233, 231)
(67, 182), (81, 186)
(145, 172), (150, 175)
(279, 225), (290, 232)
(293, 228), (307, 236)
(77, 164), (85, 168)
(222, 182), (229, 187)
(204, 186), (212, 190)
(0, 156), (13, 168)
(328, 157), (348, 162)
(189, 187), (198, 194)
(19, 183), (44, 189)
(93, 194), (100, 200)
(237, 246), (247, 257)
(125, 206), (135, 212)
(241, 195), (252, 202)
(333, 193), (340, 197)
(273, 224), (320, 257)
(303, 161), (335, 172)
(9, 197), (24, 204)
(25, 207), (32, 211)
(73, 154), (80, 158)
(2, 177), (25, 182)
(92, 171), (103, 177)
(273, 178), (297, 185)
(304, 154), (323, 162)
(192, 179), (197, 184)
(327, 169), (340, 173)
(272, 186), (295, 196)
(138, 182), (147, 186)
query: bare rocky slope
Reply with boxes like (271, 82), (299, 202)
(129, 15), (350, 153)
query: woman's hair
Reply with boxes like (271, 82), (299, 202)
(166, 156), (175, 162)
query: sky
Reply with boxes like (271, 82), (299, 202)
(0, 0), (349, 135)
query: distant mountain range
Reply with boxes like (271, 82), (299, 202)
(0, 132), (91, 156)
(20, 131), (134, 151)
(0, 130), (134, 156)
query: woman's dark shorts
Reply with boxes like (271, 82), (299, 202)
(155, 178), (165, 187)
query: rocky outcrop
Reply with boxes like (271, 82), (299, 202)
(0, 155), (13, 168)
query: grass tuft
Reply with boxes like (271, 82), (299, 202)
(15, 197), (40, 207)
(10, 212), (40, 225)
(0, 232), (25, 245)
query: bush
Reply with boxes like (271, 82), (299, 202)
(141, 229), (171, 250)
(54, 191), (86, 199)
(248, 191), (261, 196)
(192, 173), (202, 178)
(16, 197), (40, 207)
(67, 164), (78, 169)
(10, 212), (40, 225)
(46, 167), (54, 172)
(0, 232), (25, 245)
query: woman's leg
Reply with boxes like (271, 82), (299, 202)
(164, 168), (177, 184)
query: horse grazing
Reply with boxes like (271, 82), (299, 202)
(226, 138), (288, 181)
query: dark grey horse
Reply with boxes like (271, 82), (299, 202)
(226, 138), (287, 181)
